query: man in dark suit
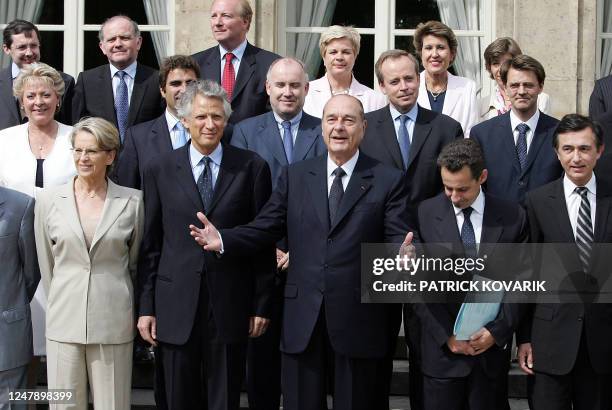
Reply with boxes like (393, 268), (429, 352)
(72, 15), (163, 140)
(231, 56), (326, 410)
(137, 79), (275, 410)
(471, 55), (562, 204)
(0, 19), (74, 129)
(415, 138), (527, 410)
(115, 55), (200, 189)
(193, 0), (279, 136)
(589, 74), (612, 118)
(191, 94), (416, 410)
(517, 114), (612, 410)
(360, 49), (463, 410)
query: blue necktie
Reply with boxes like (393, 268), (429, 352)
(197, 156), (213, 213)
(174, 122), (188, 149)
(516, 123), (529, 170)
(282, 120), (293, 164)
(398, 114), (411, 170)
(461, 207), (477, 258)
(115, 71), (129, 142)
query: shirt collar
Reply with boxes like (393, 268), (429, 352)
(389, 103), (418, 122)
(327, 150), (359, 178)
(510, 108), (540, 133)
(11, 62), (21, 79)
(190, 141), (223, 169)
(272, 110), (303, 127)
(563, 173), (597, 199)
(219, 39), (247, 61)
(165, 109), (181, 132)
(109, 60), (138, 79)
(452, 187), (485, 216)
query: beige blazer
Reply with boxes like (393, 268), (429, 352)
(34, 178), (144, 344)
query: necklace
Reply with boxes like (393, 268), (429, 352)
(428, 89), (445, 101)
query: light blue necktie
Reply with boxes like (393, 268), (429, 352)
(115, 70), (129, 142)
(282, 120), (293, 164)
(398, 114), (411, 170)
(174, 122), (188, 149)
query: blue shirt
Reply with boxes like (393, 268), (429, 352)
(189, 142), (222, 188)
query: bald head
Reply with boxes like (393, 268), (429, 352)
(266, 57), (309, 120)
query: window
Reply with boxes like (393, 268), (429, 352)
(0, 0), (174, 77)
(597, 0), (612, 78)
(277, 0), (495, 95)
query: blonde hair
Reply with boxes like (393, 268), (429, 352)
(319, 25), (361, 58)
(13, 62), (65, 109)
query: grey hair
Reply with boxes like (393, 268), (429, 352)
(176, 79), (232, 120)
(98, 15), (140, 42)
(265, 57), (309, 83)
(70, 117), (120, 176)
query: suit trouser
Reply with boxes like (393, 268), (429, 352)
(281, 304), (388, 410)
(530, 330), (612, 410)
(0, 365), (28, 410)
(46, 339), (133, 410)
(403, 304), (423, 410)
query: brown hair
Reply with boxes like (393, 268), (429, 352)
(413, 20), (458, 59)
(484, 37), (522, 79)
(499, 54), (546, 86)
(159, 55), (201, 90)
(374, 49), (419, 84)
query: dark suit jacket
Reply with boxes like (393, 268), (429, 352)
(470, 111), (562, 204)
(593, 111), (612, 186)
(138, 143), (276, 345)
(520, 178), (612, 375)
(114, 114), (173, 189)
(0, 65), (75, 130)
(414, 192), (528, 378)
(220, 153), (412, 358)
(231, 111), (327, 188)
(361, 105), (463, 215)
(193, 43), (280, 129)
(71, 63), (164, 128)
(589, 75), (612, 118)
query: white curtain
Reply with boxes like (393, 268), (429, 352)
(0, 0), (45, 68)
(143, 0), (168, 64)
(436, 0), (482, 91)
(601, 0), (612, 77)
(286, 0), (337, 79)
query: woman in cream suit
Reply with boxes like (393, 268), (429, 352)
(414, 21), (479, 137)
(0, 63), (75, 368)
(303, 25), (386, 118)
(35, 117), (144, 410)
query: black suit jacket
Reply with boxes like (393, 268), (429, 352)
(138, 143), (276, 345)
(71, 63), (164, 128)
(193, 43), (280, 129)
(520, 178), (612, 375)
(414, 192), (528, 378)
(589, 75), (612, 118)
(220, 153), (412, 358)
(361, 105), (463, 215)
(0, 65), (75, 130)
(114, 114), (173, 189)
(231, 111), (326, 188)
(470, 111), (562, 204)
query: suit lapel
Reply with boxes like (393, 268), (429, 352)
(377, 108), (404, 169)
(127, 65), (149, 126)
(330, 157), (373, 233)
(293, 115), (319, 162)
(522, 116), (548, 177)
(498, 115), (521, 174)
(547, 180), (576, 242)
(261, 112), (288, 166)
(55, 181), (88, 251)
(232, 43), (256, 103)
(0, 190), (6, 222)
(0, 67), (20, 124)
(442, 76), (461, 118)
(407, 108), (432, 169)
(89, 180), (129, 252)
(98, 66), (118, 124)
(305, 156), (330, 232)
(175, 144), (205, 210)
(207, 147), (237, 214)
(204, 47), (222, 83)
(432, 197), (462, 243)
(594, 194), (611, 242)
(480, 197), (503, 257)
(152, 115), (173, 153)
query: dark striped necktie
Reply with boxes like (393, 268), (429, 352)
(575, 186), (594, 271)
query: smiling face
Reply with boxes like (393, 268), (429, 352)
(161, 68), (198, 117)
(99, 17), (142, 70)
(210, 0), (250, 51)
(182, 94), (226, 155)
(266, 59), (309, 120)
(21, 78), (59, 126)
(72, 131), (115, 181)
(441, 165), (487, 209)
(3, 31), (40, 68)
(378, 55), (420, 114)
(322, 95), (366, 165)
(505, 68), (542, 119)
(490, 52), (513, 90)
(323, 38), (356, 79)
(556, 128), (603, 187)
(421, 34), (454, 76)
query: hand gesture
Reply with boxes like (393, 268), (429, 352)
(189, 212), (222, 252)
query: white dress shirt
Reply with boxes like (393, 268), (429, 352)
(219, 39), (247, 82)
(452, 188), (485, 246)
(326, 150), (359, 194)
(273, 111), (302, 145)
(509, 109), (540, 152)
(110, 61), (137, 103)
(563, 174), (597, 240)
(190, 142), (222, 188)
(389, 103), (418, 145)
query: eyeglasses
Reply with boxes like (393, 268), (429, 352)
(70, 148), (110, 159)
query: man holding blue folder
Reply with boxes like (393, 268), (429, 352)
(414, 139), (528, 410)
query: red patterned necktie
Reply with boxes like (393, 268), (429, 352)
(222, 52), (235, 100)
